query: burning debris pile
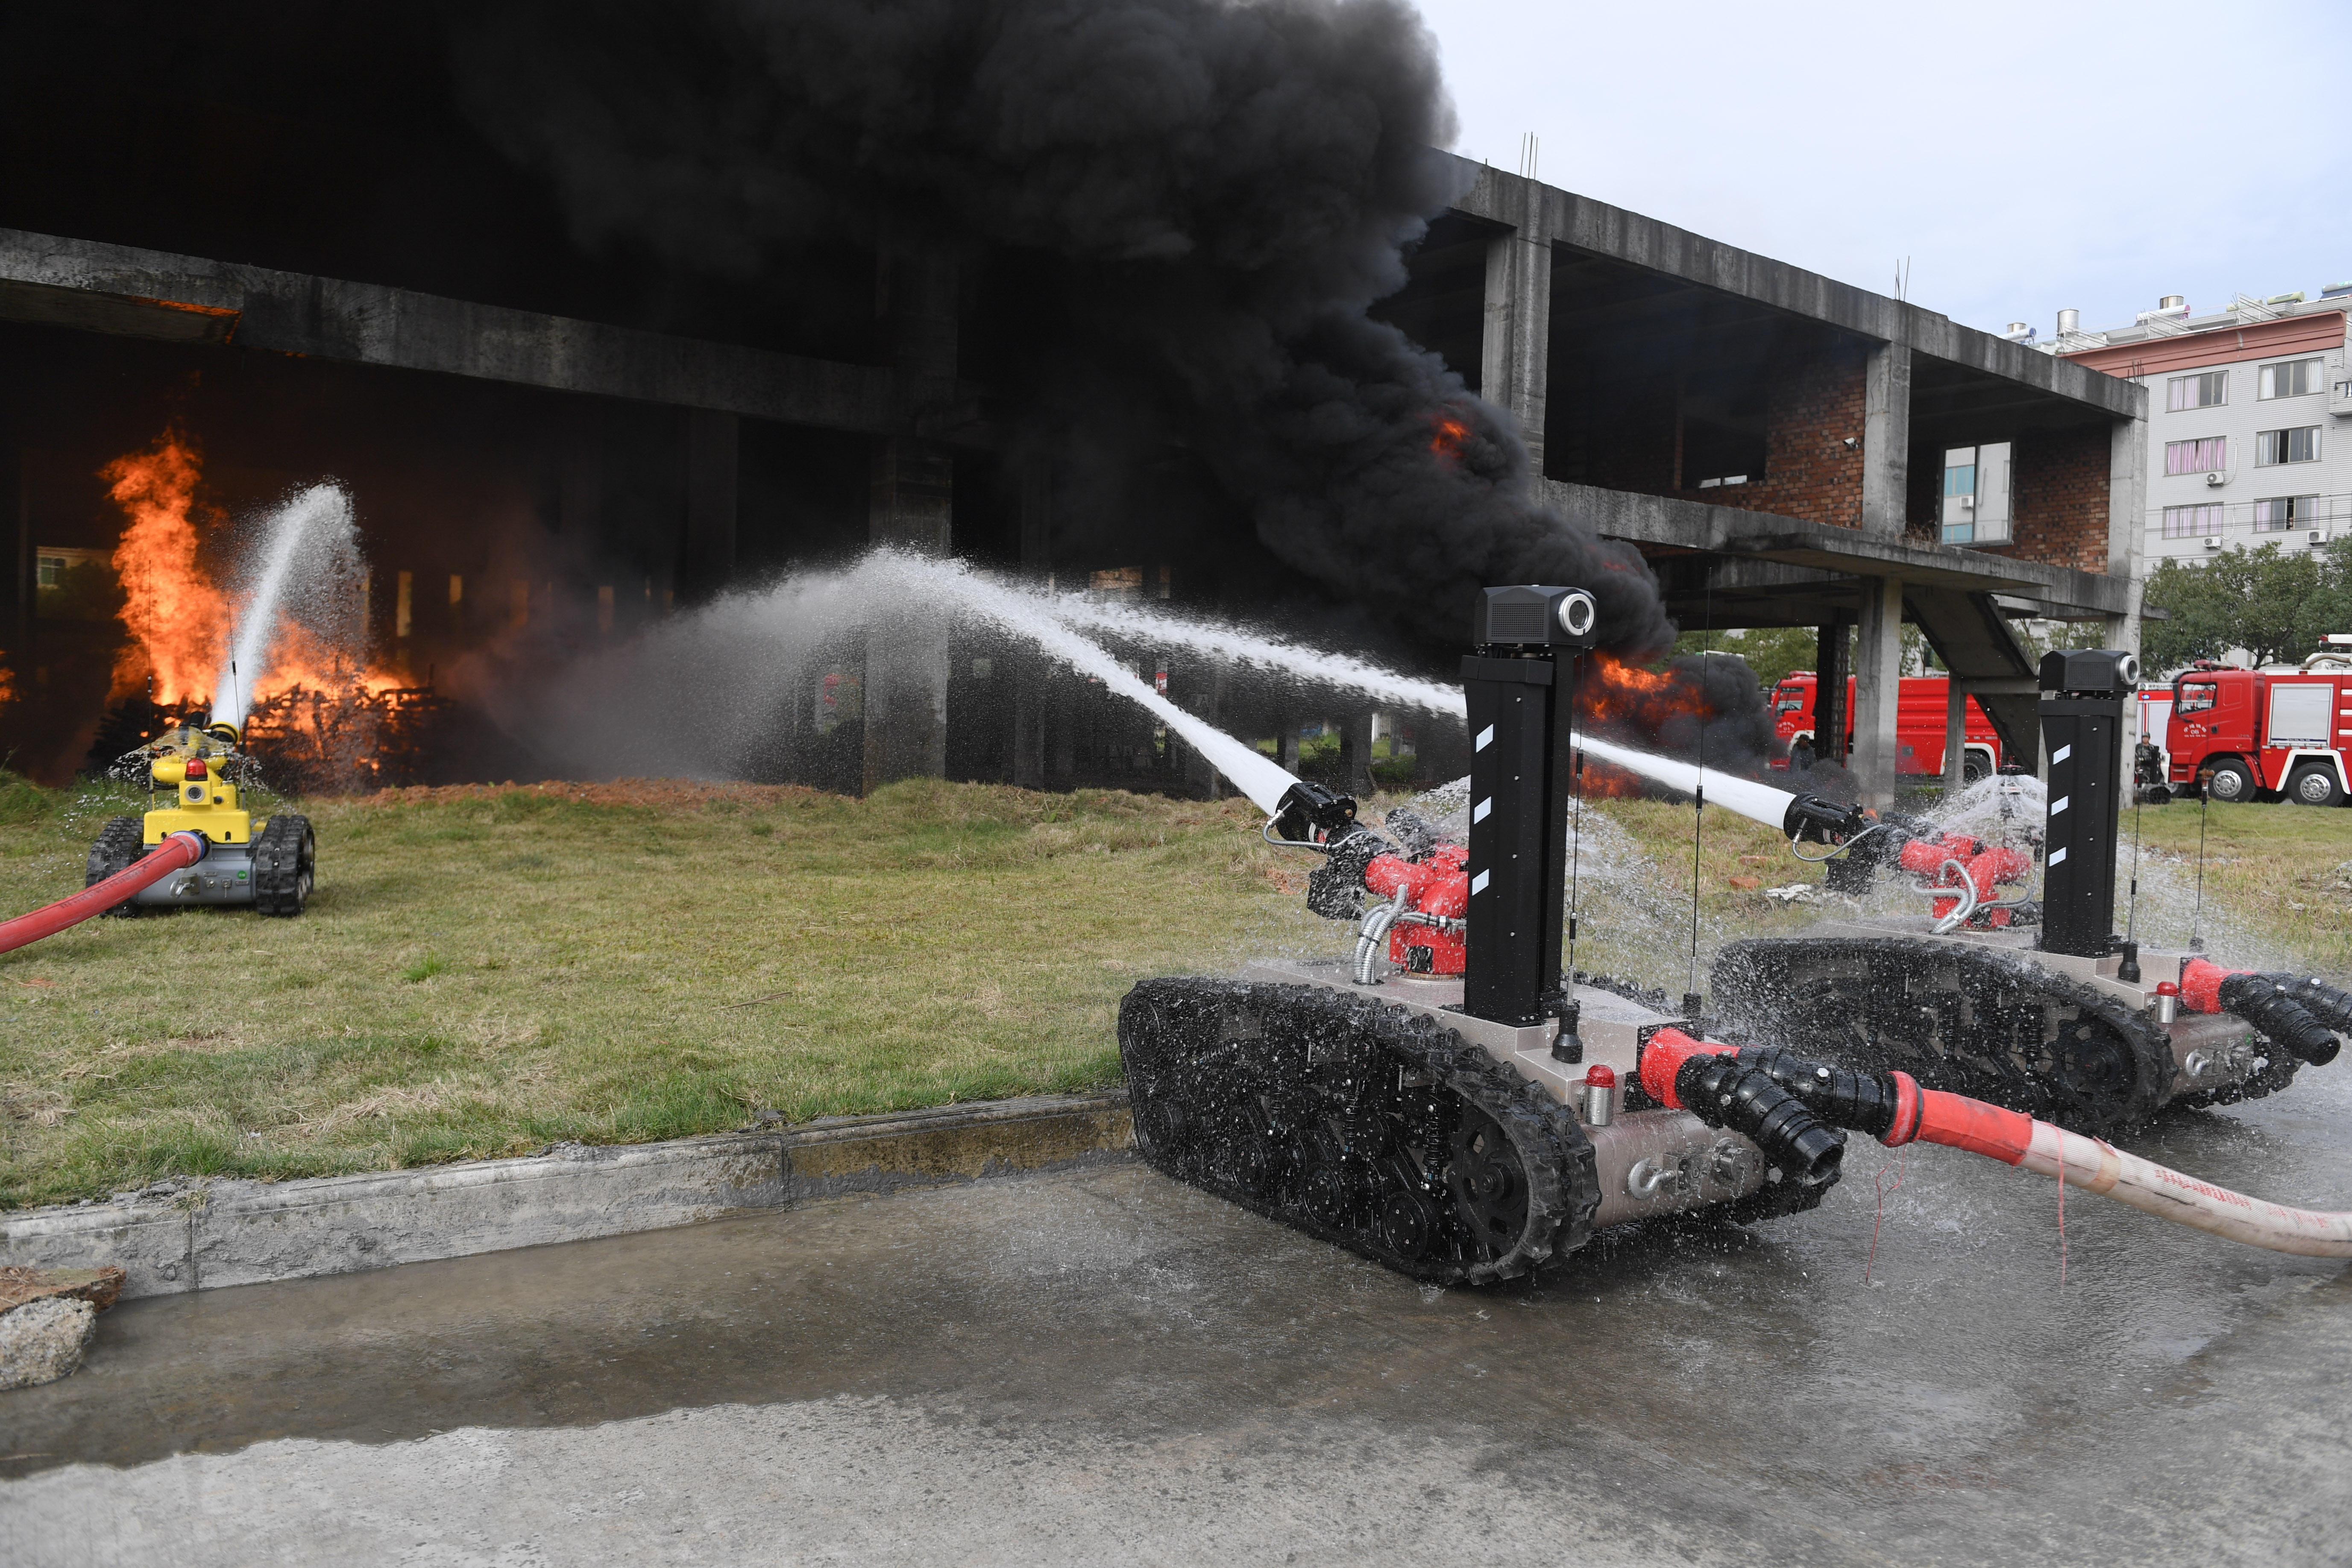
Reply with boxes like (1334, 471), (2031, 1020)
(80, 428), (443, 793)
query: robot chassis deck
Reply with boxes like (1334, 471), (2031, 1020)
(1119, 593), (2348, 1285)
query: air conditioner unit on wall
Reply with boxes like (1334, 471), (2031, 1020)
(2204, 536), (2224, 549)
(2205, 470), (2229, 487)
(2314, 529), (2330, 546)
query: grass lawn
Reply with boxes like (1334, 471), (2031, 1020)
(0, 771), (2332, 1208)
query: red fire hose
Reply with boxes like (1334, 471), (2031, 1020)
(1642, 1028), (2352, 1258)
(0, 831), (208, 957)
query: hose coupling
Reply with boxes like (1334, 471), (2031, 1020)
(1674, 1052), (1844, 1187)
(2217, 972), (2340, 1066)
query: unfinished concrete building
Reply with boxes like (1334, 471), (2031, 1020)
(1412, 165), (2144, 806)
(0, 54), (2141, 803)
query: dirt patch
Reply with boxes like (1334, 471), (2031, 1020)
(364, 779), (836, 810)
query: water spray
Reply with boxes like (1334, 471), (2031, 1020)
(212, 483), (361, 727)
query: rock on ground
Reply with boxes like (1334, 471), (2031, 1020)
(0, 1298), (97, 1391)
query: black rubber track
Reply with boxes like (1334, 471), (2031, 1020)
(1710, 936), (2216, 1135)
(83, 817), (146, 917)
(1118, 979), (1601, 1286)
(253, 814), (315, 917)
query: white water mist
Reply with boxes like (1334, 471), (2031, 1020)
(214, 484), (364, 724)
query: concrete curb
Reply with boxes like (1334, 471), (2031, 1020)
(0, 1091), (1132, 1300)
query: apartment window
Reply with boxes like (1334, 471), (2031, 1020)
(2255, 426), (2320, 466)
(2258, 358), (2323, 399)
(2167, 370), (2227, 411)
(2163, 502), (2223, 539)
(2254, 495), (2322, 531)
(34, 546), (114, 621)
(1940, 443), (2012, 545)
(2164, 436), (2227, 475)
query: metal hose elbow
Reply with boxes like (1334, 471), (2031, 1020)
(1674, 1052), (1845, 1187)
(1735, 1047), (1909, 1140)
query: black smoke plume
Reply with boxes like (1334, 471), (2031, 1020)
(447, 0), (1679, 658)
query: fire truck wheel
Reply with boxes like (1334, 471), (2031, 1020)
(1961, 750), (1991, 786)
(2205, 759), (2256, 804)
(2288, 765), (2346, 808)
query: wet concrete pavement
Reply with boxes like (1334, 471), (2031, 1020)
(6, 1071), (2352, 1566)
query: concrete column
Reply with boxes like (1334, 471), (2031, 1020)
(1813, 622), (1848, 766)
(862, 243), (958, 794)
(1850, 577), (1906, 810)
(1278, 719), (1301, 774)
(1862, 342), (1912, 535)
(1181, 661), (1229, 800)
(862, 437), (955, 791)
(682, 410), (738, 600)
(1012, 456), (1050, 790)
(1339, 710), (1377, 797)
(2107, 413), (2148, 656)
(1481, 213), (1553, 478)
(1942, 680), (1968, 795)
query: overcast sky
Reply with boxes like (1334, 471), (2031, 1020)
(1412, 0), (2352, 339)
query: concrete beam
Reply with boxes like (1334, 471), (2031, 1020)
(1862, 343), (1912, 535)
(0, 226), (901, 432)
(1450, 163), (2142, 422)
(1850, 576), (1905, 809)
(1543, 478), (2133, 613)
(1479, 191), (1552, 475)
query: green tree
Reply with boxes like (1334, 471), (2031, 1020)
(2141, 542), (2350, 671)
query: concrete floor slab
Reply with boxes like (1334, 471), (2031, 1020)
(4, 1068), (2351, 1566)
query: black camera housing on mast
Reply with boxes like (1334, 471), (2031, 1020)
(1471, 585), (1600, 649)
(2038, 648), (2138, 958)
(1462, 586), (1600, 1028)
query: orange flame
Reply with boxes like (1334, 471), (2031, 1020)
(1429, 412), (1472, 463)
(103, 429), (222, 703)
(1571, 653), (1738, 797)
(100, 429), (404, 776)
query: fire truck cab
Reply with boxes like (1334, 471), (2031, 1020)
(2168, 645), (2352, 806)
(1768, 672), (2003, 778)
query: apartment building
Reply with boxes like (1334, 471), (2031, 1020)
(2042, 289), (2352, 566)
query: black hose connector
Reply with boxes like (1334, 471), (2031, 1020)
(1736, 1046), (1906, 1140)
(1674, 1053), (1845, 1186)
(2218, 972), (2341, 1066)
(1272, 781), (1358, 844)
(2259, 973), (2352, 1049)
(1781, 793), (1866, 845)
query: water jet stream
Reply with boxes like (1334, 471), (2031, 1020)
(890, 558), (1300, 814)
(1572, 733), (1800, 830)
(213, 485), (358, 726)
(1044, 595), (1464, 718)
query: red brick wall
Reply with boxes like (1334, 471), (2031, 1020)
(1726, 345), (1867, 528)
(1985, 425), (2110, 572)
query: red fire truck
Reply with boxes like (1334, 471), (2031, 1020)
(2167, 646), (2352, 806)
(1768, 673), (2006, 779)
